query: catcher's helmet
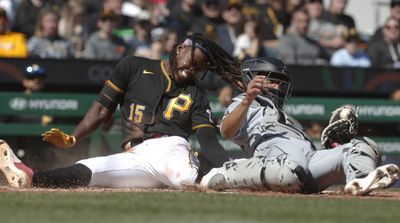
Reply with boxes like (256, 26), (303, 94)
(241, 57), (292, 109)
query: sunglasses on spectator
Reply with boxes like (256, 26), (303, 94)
(308, 0), (323, 3)
(205, 0), (219, 6)
(391, 3), (400, 7)
(385, 25), (400, 30)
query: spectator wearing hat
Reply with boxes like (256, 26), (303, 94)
(330, 33), (371, 67)
(22, 64), (47, 95)
(216, 0), (244, 55)
(27, 8), (74, 59)
(369, 0), (400, 46)
(82, 10), (128, 60)
(0, 7), (28, 58)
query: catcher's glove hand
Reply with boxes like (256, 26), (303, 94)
(42, 128), (76, 148)
(321, 105), (358, 149)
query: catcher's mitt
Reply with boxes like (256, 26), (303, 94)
(321, 105), (359, 149)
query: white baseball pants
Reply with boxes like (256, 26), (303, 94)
(77, 136), (199, 188)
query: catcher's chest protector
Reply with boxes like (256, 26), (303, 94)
(250, 100), (308, 148)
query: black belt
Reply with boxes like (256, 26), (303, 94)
(129, 133), (165, 147)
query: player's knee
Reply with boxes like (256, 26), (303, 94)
(170, 154), (199, 188)
(263, 158), (306, 193)
(349, 137), (381, 164)
(169, 170), (198, 188)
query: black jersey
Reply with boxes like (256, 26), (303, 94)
(97, 56), (214, 142)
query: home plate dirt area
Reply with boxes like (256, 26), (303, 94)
(1, 185), (399, 200)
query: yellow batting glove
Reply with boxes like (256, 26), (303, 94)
(41, 128), (76, 149)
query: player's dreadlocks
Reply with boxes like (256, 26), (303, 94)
(169, 33), (243, 90)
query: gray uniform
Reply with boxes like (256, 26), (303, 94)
(220, 94), (379, 193)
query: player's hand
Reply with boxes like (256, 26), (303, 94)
(42, 128), (76, 149)
(244, 76), (266, 103)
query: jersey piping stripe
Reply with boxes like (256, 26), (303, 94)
(106, 80), (124, 94)
(100, 92), (118, 105)
(160, 61), (172, 92)
(192, 124), (213, 131)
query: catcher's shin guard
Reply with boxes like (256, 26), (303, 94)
(224, 158), (266, 189)
(202, 156), (306, 192)
(257, 156), (306, 192)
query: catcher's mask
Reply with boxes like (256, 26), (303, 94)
(241, 57), (292, 109)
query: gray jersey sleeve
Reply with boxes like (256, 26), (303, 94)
(221, 95), (248, 146)
(220, 94), (267, 153)
(221, 94), (314, 155)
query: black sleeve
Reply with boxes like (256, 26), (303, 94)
(96, 56), (139, 111)
(109, 55), (138, 90)
(196, 127), (230, 175)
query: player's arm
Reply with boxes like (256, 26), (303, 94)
(41, 101), (114, 148)
(220, 75), (266, 139)
(71, 102), (113, 141)
(191, 89), (231, 175)
(42, 56), (133, 148)
(196, 126), (230, 173)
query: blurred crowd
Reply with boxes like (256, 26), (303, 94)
(1, 0), (400, 68)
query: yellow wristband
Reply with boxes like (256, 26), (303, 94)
(70, 136), (76, 145)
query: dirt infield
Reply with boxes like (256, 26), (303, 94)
(1, 185), (399, 200)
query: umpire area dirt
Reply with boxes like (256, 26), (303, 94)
(1, 186), (400, 200)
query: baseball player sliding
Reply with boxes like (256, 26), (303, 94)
(0, 34), (243, 189)
(201, 57), (400, 195)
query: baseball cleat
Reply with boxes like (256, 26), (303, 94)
(0, 139), (33, 188)
(344, 164), (400, 196)
(200, 167), (229, 191)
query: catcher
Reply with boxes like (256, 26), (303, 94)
(0, 34), (243, 189)
(201, 57), (400, 195)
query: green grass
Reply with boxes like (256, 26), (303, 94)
(0, 191), (399, 223)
